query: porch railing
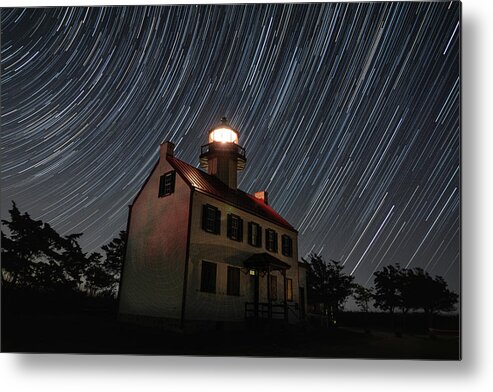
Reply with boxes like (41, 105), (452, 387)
(244, 302), (287, 320)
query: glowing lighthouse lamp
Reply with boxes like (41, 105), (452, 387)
(200, 117), (246, 189)
(208, 124), (239, 144)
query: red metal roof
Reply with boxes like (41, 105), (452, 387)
(167, 156), (296, 232)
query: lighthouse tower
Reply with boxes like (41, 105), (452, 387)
(199, 117), (247, 189)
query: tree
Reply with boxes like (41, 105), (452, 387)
(353, 284), (374, 313)
(305, 254), (354, 325)
(1, 201), (66, 288)
(84, 231), (127, 296)
(101, 230), (127, 295)
(406, 270), (458, 331)
(373, 264), (403, 314)
(1, 202), (128, 303)
(2, 201), (97, 293)
(373, 264), (404, 333)
(352, 283), (374, 333)
(373, 263), (459, 333)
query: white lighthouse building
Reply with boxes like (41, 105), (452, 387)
(118, 118), (307, 329)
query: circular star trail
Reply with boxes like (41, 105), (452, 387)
(1, 2), (460, 292)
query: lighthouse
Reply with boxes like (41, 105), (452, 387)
(118, 116), (306, 329)
(199, 117), (246, 190)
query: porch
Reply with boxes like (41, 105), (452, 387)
(243, 252), (299, 322)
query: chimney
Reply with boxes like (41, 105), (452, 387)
(160, 141), (175, 161)
(254, 191), (269, 205)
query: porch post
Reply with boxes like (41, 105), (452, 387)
(267, 266), (272, 319)
(282, 269), (288, 322)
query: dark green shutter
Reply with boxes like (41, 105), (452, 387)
(214, 209), (221, 234)
(202, 205), (208, 230)
(238, 217), (243, 242)
(248, 222), (252, 245)
(170, 171), (176, 193)
(158, 175), (165, 197)
(274, 232), (278, 252)
(258, 225), (262, 247)
(227, 214), (232, 238)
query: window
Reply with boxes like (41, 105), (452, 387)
(248, 222), (262, 247)
(270, 275), (277, 301)
(202, 204), (221, 234)
(265, 229), (278, 253)
(227, 266), (240, 296)
(282, 235), (293, 257)
(227, 214), (243, 241)
(287, 278), (293, 301)
(200, 261), (217, 293)
(158, 171), (175, 197)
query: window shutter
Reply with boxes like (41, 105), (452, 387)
(248, 222), (252, 245)
(238, 217), (243, 242)
(258, 225), (262, 247)
(274, 232), (278, 252)
(202, 205), (208, 230)
(158, 175), (165, 197)
(170, 171), (176, 193)
(227, 214), (232, 238)
(214, 209), (221, 234)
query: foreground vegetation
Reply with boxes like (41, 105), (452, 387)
(2, 286), (459, 359)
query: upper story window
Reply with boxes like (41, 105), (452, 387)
(265, 229), (278, 253)
(158, 171), (175, 197)
(202, 204), (221, 234)
(281, 235), (293, 257)
(227, 214), (243, 241)
(248, 222), (262, 247)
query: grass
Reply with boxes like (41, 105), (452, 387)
(1, 288), (459, 358)
(1, 311), (459, 359)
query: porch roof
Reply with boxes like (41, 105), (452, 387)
(243, 252), (291, 271)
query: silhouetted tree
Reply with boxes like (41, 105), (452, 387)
(101, 230), (127, 295)
(1, 201), (66, 288)
(373, 264), (404, 332)
(353, 284), (374, 313)
(352, 283), (374, 333)
(373, 263), (458, 333)
(84, 252), (112, 295)
(305, 254), (354, 325)
(84, 231), (127, 296)
(2, 201), (98, 293)
(405, 269), (458, 331)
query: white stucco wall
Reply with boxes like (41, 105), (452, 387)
(118, 145), (191, 319)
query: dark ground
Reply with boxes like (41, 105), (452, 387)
(1, 288), (460, 359)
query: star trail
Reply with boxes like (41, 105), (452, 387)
(0, 2), (460, 293)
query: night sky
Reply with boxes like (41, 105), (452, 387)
(1, 2), (460, 293)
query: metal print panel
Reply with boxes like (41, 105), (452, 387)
(1, 1), (461, 359)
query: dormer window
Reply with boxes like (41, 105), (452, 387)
(158, 171), (175, 197)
